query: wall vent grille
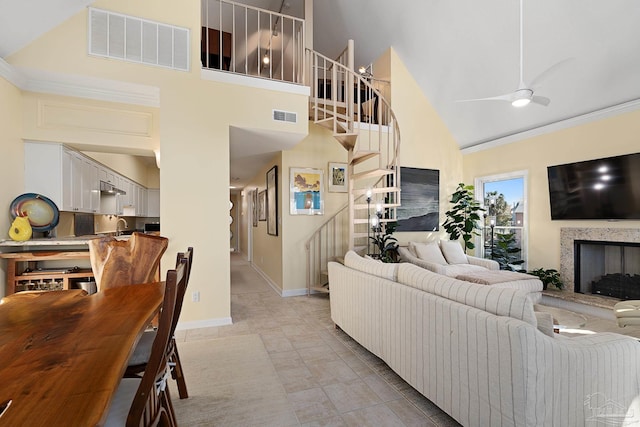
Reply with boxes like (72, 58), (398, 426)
(89, 8), (190, 72)
(273, 110), (297, 123)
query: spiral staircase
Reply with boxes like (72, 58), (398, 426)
(305, 43), (402, 294)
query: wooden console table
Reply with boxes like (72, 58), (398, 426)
(0, 251), (93, 295)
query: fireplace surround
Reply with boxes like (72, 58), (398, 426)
(560, 228), (640, 298)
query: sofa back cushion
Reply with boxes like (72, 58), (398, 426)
(439, 240), (469, 265)
(344, 250), (399, 281)
(397, 263), (537, 326)
(411, 242), (448, 265)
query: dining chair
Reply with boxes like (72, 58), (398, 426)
(104, 254), (187, 427)
(88, 232), (168, 291)
(126, 247), (193, 399)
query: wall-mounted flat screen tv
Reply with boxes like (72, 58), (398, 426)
(547, 152), (640, 220)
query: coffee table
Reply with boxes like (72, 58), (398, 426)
(534, 305), (588, 332)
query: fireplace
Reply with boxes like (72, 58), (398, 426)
(560, 227), (640, 299)
(574, 240), (640, 300)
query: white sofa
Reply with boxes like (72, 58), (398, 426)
(329, 251), (640, 427)
(399, 241), (543, 302)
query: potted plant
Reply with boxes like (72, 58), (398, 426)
(528, 268), (565, 290)
(369, 221), (399, 263)
(442, 183), (485, 253)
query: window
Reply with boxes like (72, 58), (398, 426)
(475, 171), (528, 270)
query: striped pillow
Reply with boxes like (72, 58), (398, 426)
(344, 250), (398, 281)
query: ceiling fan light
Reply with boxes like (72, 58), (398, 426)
(512, 97), (531, 107)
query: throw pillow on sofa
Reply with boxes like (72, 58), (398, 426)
(439, 240), (469, 264)
(412, 242), (448, 265)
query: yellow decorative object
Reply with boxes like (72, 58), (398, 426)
(9, 215), (33, 241)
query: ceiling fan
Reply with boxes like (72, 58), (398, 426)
(459, 0), (572, 108)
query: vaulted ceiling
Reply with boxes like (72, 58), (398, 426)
(2, 0), (639, 154)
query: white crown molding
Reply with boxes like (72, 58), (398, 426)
(0, 60), (160, 107)
(0, 57), (27, 87)
(461, 98), (640, 154)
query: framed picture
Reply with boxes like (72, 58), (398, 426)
(266, 166), (278, 236)
(328, 162), (348, 193)
(252, 188), (258, 227)
(258, 190), (266, 221)
(396, 167), (440, 232)
(290, 167), (324, 215)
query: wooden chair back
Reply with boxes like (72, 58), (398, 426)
(171, 247), (193, 337)
(126, 257), (186, 426)
(88, 233), (168, 291)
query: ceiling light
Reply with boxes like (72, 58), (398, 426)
(511, 89), (532, 107)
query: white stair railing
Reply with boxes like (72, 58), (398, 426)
(201, 0), (305, 84)
(305, 204), (350, 294)
(305, 45), (402, 292)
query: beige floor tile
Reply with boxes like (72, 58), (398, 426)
(276, 365), (320, 393)
(387, 399), (438, 427)
(323, 378), (383, 413)
(341, 403), (406, 426)
(288, 387), (339, 423)
(300, 415), (348, 427)
(307, 358), (360, 386)
(362, 373), (402, 402)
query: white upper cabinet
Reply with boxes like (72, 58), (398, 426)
(25, 142), (153, 217)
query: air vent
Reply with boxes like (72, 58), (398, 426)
(273, 110), (297, 123)
(89, 8), (190, 72)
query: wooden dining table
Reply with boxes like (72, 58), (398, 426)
(0, 282), (164, 426)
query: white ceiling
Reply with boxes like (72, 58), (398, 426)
(2, 0), (640, 184)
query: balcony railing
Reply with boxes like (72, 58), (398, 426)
(201, 0), (305, 84)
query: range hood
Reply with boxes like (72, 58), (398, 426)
(100, 180), (126, 195)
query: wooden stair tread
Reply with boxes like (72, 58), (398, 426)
(351, 169), (395, 181)
(351, 150), (380, 165)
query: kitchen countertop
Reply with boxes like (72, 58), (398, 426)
(0, 234), (131, 248)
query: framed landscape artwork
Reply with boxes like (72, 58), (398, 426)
(328, 162), (348, 193)
(290, 167), (324, 215)
(396, 167), (440, 231)
(266, 166), (278, 236)
(258, 190), (266, 221)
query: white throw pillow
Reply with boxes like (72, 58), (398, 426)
(412, 242), (448, 265)
(439, 240), (469, 265)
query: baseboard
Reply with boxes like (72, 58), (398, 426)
(175, 317), (233, 331)
(251, 263), (307, 297)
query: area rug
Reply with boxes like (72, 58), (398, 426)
(169, 334), (298, 426)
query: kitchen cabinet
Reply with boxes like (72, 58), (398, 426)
(25, 142), (154, 217)
(26, 143), (100, 214)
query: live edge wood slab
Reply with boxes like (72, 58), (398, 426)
(0, 283), (164, 426)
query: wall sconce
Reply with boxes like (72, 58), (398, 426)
(153, 149), (161, 168)
(262, 53), (270, 65)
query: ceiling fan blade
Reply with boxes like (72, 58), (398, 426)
(531, 95), (551, 106)
(456, 93), (513, 103)
(529, 57), (574, 89)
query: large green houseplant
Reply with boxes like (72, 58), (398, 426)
(442, 183), (485, 253)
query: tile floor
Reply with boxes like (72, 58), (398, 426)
(173, 253), (460, 426)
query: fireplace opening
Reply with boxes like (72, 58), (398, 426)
(574, 240), (640, 300)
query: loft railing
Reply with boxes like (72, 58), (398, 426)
(201, 0), (305, 83)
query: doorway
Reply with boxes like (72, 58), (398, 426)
(475, 171), (528, 270)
